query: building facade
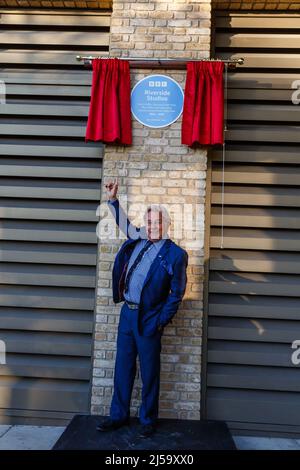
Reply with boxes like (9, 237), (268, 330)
(0, 0), (299, 436)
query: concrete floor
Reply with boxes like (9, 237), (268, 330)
(233, 436), (300, 451)
(0, 425), (66, 450)
(0, 425), (300, 450)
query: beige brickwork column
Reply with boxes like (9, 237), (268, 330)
(91, 0), (212, 421)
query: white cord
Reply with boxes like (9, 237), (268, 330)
(221, 64), (228, 250)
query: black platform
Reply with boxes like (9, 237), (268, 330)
(52, 415), (236, 450)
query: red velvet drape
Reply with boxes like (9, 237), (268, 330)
(181, 61), (224, 146)
(85, 58), (132, 145)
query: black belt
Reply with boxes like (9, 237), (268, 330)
(125, 300), (139, 310)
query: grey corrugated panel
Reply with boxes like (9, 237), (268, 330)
(206, 11), (300, 434)
(209, 315), (300, 331)
(0, 124), (87, 138)
(228, 104), (299, 122)
(0, 143), (102, 158)
(0, 330), (92, 356)
(215, 14), (300, 29)
(0, 378), (89, 413)
(207, 365), (300, 392)
(0, 159), (101, 179)
(0, 263), (95, 287)
(0, 220), (97, 244)
(0, 206), (98, 222)
(0, 414), (72, 426)
(208, 340), (296, 367)
(0, 182), (101, 200)
(219, 53), (300, 69)
(0, 49), (108, 65)
(206, 389), (300, 426)
(0, 306), (93, 333)
(0, 408), (75, 421)
(0, 241), (97, 265)
(0, 354), (91, 380)
(211, 206), (300, 227)
(209, 294), (300, 320)
(210, 228), (300, 251)
(209, 271), (300, 297)
(0, 375), (89, 389)
(0, 10), (108, 423)
(0, 31), (110, 46)
(9, 97), (88, 104)
(6, 84), (91, 96)
(212, 165), (300, 185)
(212, 185), (300, 207)
(226, 127), (300, 144)
(0, 157), (100, 169)
(0, 104), (89, 117)
(212, 146), (300, 164)
(211, 207), (300, 229)
(208, 316), (300, 342)
(210, 250), (300, 273)
(229, 422), (300, 437)
(0, 285), (95, 310)
(0, 186), (100, 202)
(228, 73), (300, 89)
(228, 423), (300, 438)
(1, 198), (98, 212)
(228, 89), (293, 101)
(0, 166), (102, 182)
(0, 11), (111, 26)
(2, 197), (98, 207)
(2, 70), (92, 85)
(217, 33), (300, 49)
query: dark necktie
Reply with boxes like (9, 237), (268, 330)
(124, 239), (153, 294)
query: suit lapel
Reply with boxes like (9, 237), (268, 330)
(141, 238), (173, 291)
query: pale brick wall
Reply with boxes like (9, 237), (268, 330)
(91, 0), (212, 421)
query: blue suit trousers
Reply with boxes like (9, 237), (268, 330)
(110, 302), (163, 425)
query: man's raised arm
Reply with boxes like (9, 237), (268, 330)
(105, 179), (146, 239)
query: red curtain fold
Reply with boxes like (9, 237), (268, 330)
(181, 61), (225, 147)
(85, 58), (132, 145)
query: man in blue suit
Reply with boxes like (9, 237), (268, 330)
(97, 179), (188, 438)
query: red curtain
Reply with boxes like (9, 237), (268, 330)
(85, 58), (132, 145)
(181, 61), (224, 147)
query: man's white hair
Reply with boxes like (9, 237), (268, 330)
(143, 204), (171, 226)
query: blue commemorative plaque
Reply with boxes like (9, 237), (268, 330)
(131, 74), (184, 128)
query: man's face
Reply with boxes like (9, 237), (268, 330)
(146, 210), (165, 241)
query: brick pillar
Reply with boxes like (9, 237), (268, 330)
(91, 0), (212, 421)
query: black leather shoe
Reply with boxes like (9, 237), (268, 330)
(138, 424), (156, 438)
(97, 417), (129, 432)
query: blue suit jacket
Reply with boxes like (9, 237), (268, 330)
(108, 199), (188, 336)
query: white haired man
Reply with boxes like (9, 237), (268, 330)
(97, 179), (188, 438)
